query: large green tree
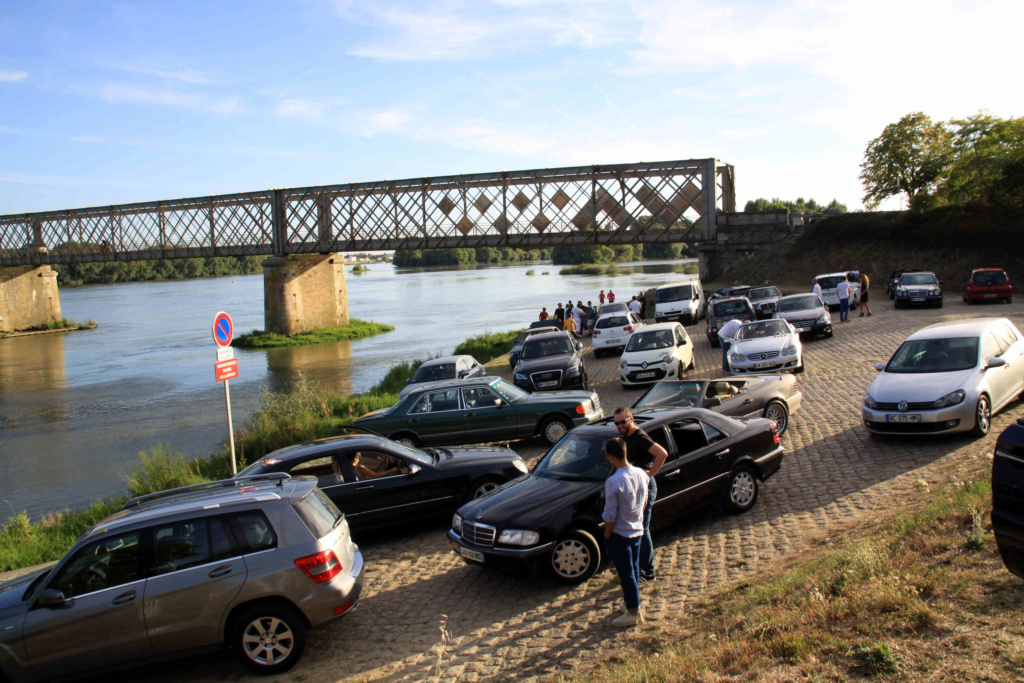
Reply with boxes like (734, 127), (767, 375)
(743, 197), (847, 214)
(860, 112), (951, 209)
(939, 112), (1024, 210)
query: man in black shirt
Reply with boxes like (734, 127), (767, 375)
(613, 407), (669, 582)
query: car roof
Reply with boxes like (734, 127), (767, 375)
(898, 271), (937, 277)
(401, 375), (506, 393)
(971, 267), (1006, 273)
(418, 355), (470, 368)
(526, 330), (572, 342)
(814, 272), (852, 278)
(908, 317), (1011, 340)
(525, 326), (560, 335)
(713, 296), (751, 305)
(657, 280), (698, 289)
(634, 322), (681, 332)
(778, 292), (820, 300)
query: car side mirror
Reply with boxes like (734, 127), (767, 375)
(874, 362), (885, 371)
(408, 464), (422, 475)
(678, 339), (687, 346)
(494, 399), (504, 407)
(985, 357), (1007, 370)
(938, 280), (945, 286)
(38, 589), (71, 609)
(458, 371), (468, 378)
(405, 378), (412, 384)
(703, 397), (722, 408)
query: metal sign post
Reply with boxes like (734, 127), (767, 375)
(213, 312), (238, 475)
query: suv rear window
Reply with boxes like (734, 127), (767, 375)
(597, 316), (628, 328)
(293, 488), (344, 539)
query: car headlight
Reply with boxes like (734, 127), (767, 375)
(782, 345), (797, 356)
(620, 359), (628, 369)
(499, 529), (540, 546)
(513, 459), (528, 474)
(565, 364), (581, 377)
(659, 352), (671, 363)
(514, 372), (528, 381)
(709, 327), (717, 334)
(864, 394), (878, 409)
(730, 353), (745, 362)
(933, 389), (965, 408)
(452, 514), (463, 534)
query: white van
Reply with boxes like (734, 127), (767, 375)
(654, 279), (704, 325)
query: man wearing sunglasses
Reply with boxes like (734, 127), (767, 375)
(612, 407), (669, 583)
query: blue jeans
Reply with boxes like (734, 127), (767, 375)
(721, 339), (732, 373)
(640, 476), (657, 577)
(839, 298), (850, 321)
(605, 533), (642, 611)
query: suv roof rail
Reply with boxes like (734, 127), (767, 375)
(123, 472), (292, 509)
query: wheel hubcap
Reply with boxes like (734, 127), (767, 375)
(766, 405), (787, 434)
(552, 540), (591, 578)
(731, 472), (756, 507)
(979, 400), (990, 432)
(242, 617), (294, 666)
(546, 421), (569, 442)
(474, 482), (498, 498)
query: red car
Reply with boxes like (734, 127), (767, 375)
(963, 268), (1013, 305)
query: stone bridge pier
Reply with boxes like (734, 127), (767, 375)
(262, 254), (349, 336)
(0, 265), (62, 333)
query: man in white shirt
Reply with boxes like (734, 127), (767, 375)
(836, 275), (851, 322)
(629, 296), (642, 316)
(602, 437), (649, 627)
(718, 317), (743, 373)
(811, 278), (822, 298)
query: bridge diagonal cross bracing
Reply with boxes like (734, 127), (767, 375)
(0, 159), (735, 267)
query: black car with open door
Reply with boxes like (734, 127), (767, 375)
(448, 407), (783, 585)
(993, 417), (1024, 579)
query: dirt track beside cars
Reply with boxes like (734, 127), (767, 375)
(127, 298), (1024, 683)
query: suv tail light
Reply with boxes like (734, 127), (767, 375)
(624, 326), (635, 333)
(295, 550), (343, 583)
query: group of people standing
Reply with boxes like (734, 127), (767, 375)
(539, 301), (596, 337)
(811, 267), (872, 323)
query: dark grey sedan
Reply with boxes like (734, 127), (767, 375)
(632, 375), (803, 436)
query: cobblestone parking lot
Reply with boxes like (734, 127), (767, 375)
(130, 298), (1024, 683)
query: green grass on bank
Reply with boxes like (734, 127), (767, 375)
(560, 263), (620, 276)
(574, 471), (1024, 682)
(454, 329), (522, 364)
(5, 318), (97, 336)
(233, 318), (394, 348)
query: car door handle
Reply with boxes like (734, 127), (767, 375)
(111, 590), (137, 606)
(466, 412), (475, 417)
(208, 565), (233, 579)
(743, 398), (753, 404)
(410, 418), (420, 423)
(663, 470), (682, 479)
(714, 448), (731, 457)
(356, 484), (374, 490)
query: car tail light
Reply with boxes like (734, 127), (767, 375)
(624, 326), (635, 333)
(334, 601), (354, 616)
(770, 422), (780, 443)
(593, 329), (601, 336)
(295, 550), (343, 583)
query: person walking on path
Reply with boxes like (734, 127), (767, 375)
(608, 290), (616, 303)
(837, 275), (851, 322)
(614, 407), (668, 585)
(539, 307), (549, 321)
(599, 290), (606, 305)
(585, 301), (597, 335)
(629, 296), (642, 316)
(858, 273), (872, 317)
(554, 303), (564, 329)
(811, 278), (822, 298)
(602, 437), (649, 627)
(718, 317), (742, 374)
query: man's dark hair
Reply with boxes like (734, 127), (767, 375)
(605, 437), (627, 461)
(614, 406), (632, 419)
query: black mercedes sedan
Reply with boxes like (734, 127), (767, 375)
(237, 431), (528, 532)
(513, 331), (588, 392)
(448, 408), (782, 584)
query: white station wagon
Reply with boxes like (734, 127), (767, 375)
(862, 318), (1024, 436)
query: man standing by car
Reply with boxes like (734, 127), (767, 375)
(602, 437), (649, 626)
(614, 407), (669, 584)
(629, 296), (642, 316)
(555, 303), (564, 330)
(837, 275), (851, 322)
(811, 277), (822, 298)
(718, 317), (742, 374)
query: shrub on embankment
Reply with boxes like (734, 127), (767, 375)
(0, 330), (519, 571)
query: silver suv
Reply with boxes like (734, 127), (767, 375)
(0, 473), (364, 680)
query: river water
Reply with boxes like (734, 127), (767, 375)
(0, 259), (696, 521)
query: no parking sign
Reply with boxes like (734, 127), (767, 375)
(212, 311), (238, 474)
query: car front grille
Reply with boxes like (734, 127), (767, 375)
(462, 521), (496, 547)
(592, 395), (602, 414)
(746, 351), (780, 361)
(872, 401), (937, 411)
(758, 302), (776, 311)
(530, 370), (563, 388)
(790, 318), (817, 329)
(866, 420), (954, 433)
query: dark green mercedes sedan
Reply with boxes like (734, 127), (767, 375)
(354, 376), (603, 447)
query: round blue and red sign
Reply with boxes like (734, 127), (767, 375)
(212, 311), (234, 348)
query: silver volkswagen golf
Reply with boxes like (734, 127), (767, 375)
(0, 474), (363, 680)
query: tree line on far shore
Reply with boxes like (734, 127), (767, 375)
(53, 255), (266, 286)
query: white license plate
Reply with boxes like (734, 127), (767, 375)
(886, 414), (921, 423)
(984, 293), (998, 298)
(537, 380), (558, 388)
(459, 547), (484, 562)
(911, 297), (925, 302)
(755, 361), (776, 369)
(635, 371), (656, 379)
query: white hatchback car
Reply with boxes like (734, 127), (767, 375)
(862, 318), (1024, 437)
(619, 323), (694, 387)
(728, 319), (804, 374)
(592, 311), (645, 357)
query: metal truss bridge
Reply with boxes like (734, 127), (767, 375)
(0, 159), (734, 267)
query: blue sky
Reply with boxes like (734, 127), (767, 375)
(2, 0), (1022, 215)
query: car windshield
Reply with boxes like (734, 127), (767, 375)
(899, 273), (938, 286)
(533, 433), (613, 481)
(625, 329), (675, 351)
(713, 300), (750, 316)
(885, 337), (978, 373)
(973, 271), (1008, 286)
(635, 381), (703, 409)
(778, 295), (820, 312)
(728, 287), (750, 297)
(490, 378), (528, 402)
(737, 320), (789, 340)
(655, 285), (692, 302)
(412, 362), (455, 383)
(596, 315), (629, 329)
(522, 336), (573, 359)
(818, 276), (844, 289)
(386, 440), (434, 464)
(748, 287), (781, 300)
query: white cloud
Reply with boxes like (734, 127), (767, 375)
(0, 70), (28, 82)
(98, 84), (245, 115)
(101, 64), (217, 85)
(273, 98), (347, 122)
(356, 108), (415, 135)
(719, 128), (767, 139)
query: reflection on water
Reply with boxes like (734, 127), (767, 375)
(0, 258), (696, 521)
